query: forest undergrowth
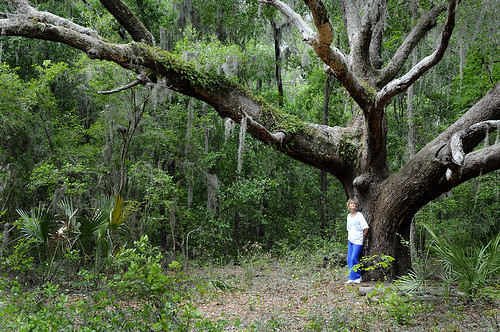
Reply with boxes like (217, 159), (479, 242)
(0, 236), (499, 331)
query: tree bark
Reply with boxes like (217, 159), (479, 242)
(407, 0), (418, 264)
(271, 19), (285, 106)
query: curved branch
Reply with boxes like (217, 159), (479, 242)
(375, 0), (458, 109)
(304, 0), (374, 109)
(10, 0), (104, 41)
(241, 110), (287, 145)
(0, 11), (139, 71)
(1, 2), (360, 181)
(259, 0), (314, 42)
(262, 0), (373, 110)
(377, 4), (446, 87)
(98, 0), (154, 45)
(436, 120), (500, 182)
(382, 83), (500, 218)
(97, 69), (153, 94)
(96, 79), (142, 95)
(459, 143), (500, 182)
(431, 83), (500, 184)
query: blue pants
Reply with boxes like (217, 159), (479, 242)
(347, 241), (363, 280)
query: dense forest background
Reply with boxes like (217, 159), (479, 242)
(1, 0), (498, 263)
(0, 0), (499, 329)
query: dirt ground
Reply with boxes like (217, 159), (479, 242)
(194, 262), (500, 331)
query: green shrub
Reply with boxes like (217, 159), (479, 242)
(423, 224), (500, 297)
(0, 236), (226, 331)
(381, 291), (427, 326)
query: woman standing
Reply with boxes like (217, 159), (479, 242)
(346, 198), (369, 284)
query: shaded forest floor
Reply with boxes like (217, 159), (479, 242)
(1, 252), (499, 331)
(192, 259), (500, 331)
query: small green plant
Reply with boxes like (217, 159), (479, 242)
(423, 223), (500, 298)
(248, 295), (261, 311)
(1, 237), (36, 276)
(375, 285), (433, 327)
(109, 235), (172, 301)
(395, 257), (434, 295)
(382, 291), (423, 325)
(351, 254), (395, 274)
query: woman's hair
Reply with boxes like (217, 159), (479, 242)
(347, 198), (358, 206)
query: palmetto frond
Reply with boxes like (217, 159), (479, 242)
(109, 195), (140, 231)
(79, 196), (113, 239)
(57, 197), (78, 227)
(16, 204), (56, 245)
(80, 206), (109, 239)
(423, 223), (500, 296)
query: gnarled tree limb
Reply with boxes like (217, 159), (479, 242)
(9, 0), (104, 40)
(460, 143), (500, 182)
(2, 0), (360, 180)
(261, 0), (373, 110)
(436, 120), (500, 182)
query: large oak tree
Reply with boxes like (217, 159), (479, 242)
(2, 0), (499, 278)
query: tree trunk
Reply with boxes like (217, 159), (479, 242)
(407, 0), (419, 264)
(271, 19), (284, 107)
(169, 201), (177, 261)
(320, 74), (335, 234)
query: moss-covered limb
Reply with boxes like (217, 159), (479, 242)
(131, 42), (308, 133)
(129, 43), (362, 177)
(136, 45), (227, 91)
(338, 133), (362, 166)
(256, 100), (306, 134)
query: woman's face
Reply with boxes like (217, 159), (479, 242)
(348, 201), (357, 211)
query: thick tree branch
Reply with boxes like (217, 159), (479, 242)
(262, 0), (373, 110)
(368, 0), (387, 70)
(459, 143), (500, 182)
(436, 120), (500, 182)
(9, 0), (104, 41)
(429, 83), (500, 186)
(2, 1), (359, 181)
(375, 0), (458, 109)
(376, 4), (446, 87)
(0, 14), (136, 68)
(98, 0), (154, 45)
(258, 0), (314, 42)
(381, 83), (500, 228)
(338, 0), (361, 47)
(353, 0), (383, 76)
